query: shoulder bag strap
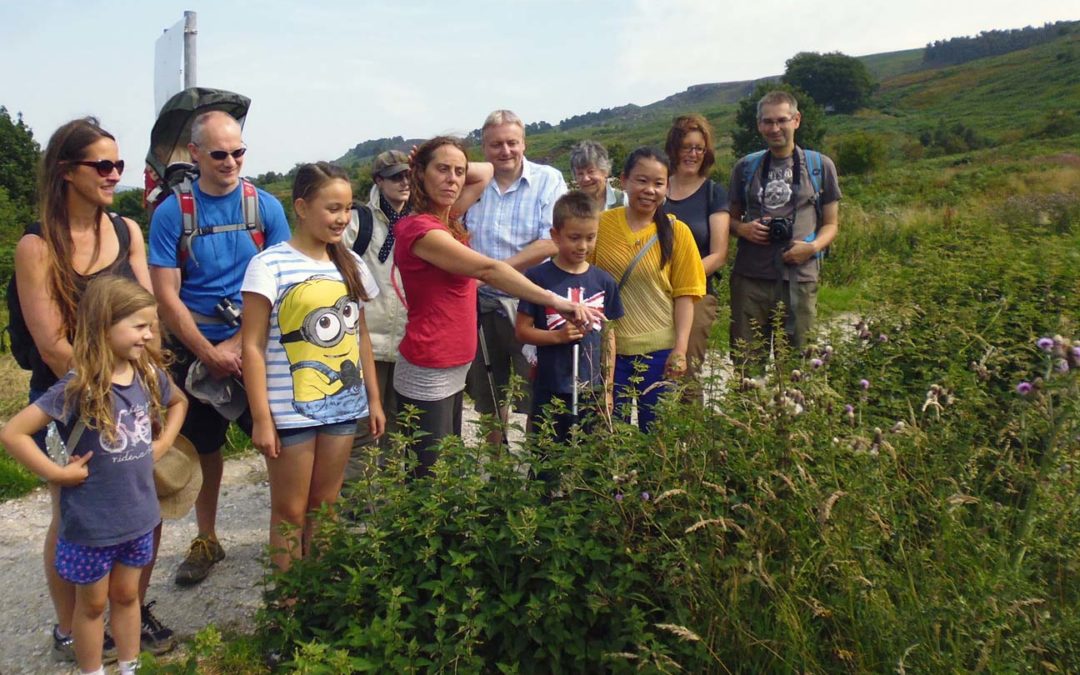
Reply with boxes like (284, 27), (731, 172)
(618, 233), (659, 290)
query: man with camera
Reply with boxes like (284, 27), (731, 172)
(728, 90), (841, 370)
(149, 110), (290, 586)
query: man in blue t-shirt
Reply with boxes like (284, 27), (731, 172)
(148, 110), (289, 586)
(516, 191), (623, 452)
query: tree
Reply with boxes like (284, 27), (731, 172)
(0, 106), (41, 212)
(111, 189), (148, 224)
(730, 82), (826, 158)
(782, 52), (875, 114)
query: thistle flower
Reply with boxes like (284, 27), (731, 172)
(615, 492), (624, 502)
(790, 369), (802, 382)
(1016, 381), (1032, 395)
(640, 492), (650, 501)
(859, 379), (871, 390)
(811, 358), (823, 368)
(1055, 359), (1069, 374)
(877, 333), (889, 343)
(1037, 337), (1054, 352)
(844, 404), (855, 414)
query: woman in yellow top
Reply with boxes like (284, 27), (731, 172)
(591, 147), (705, 431)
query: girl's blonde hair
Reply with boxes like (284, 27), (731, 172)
(63, 277), (168, 444)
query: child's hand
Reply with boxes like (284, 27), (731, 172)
(559, 323), (584, 344)
(368, 401), (387, 441)
(252, 419), (281, 459)
(54, 452), (93, 486)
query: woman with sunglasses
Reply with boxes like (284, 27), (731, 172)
(393, 137), (603, 478)
(12, 117), (159, 663)
(663, 114), (729, 395)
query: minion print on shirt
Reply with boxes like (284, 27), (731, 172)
(277, 276), (365, 420)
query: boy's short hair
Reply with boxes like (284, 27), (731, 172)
(552, 190), (600, 230)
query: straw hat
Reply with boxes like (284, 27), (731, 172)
(154, 435), (203, 520)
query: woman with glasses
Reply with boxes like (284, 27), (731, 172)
(663, 114), (730, 394)
(11, 117), (158, 662)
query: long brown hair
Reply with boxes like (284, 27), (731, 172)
(408, 136), (469, 243)
(292, 162), (370, 302)
(64, 277), (167, 445)
(38, 117), (116, 339)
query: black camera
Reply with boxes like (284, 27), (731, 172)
(766, 216), (794, 243)
(214, 297), (242, 328)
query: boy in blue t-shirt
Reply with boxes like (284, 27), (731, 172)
(516, 191), (624, 448)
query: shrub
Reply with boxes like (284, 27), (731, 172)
(831, 132), (888, 175)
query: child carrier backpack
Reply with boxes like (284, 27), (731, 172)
(173, 174), (264, 270)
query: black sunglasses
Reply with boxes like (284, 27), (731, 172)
(206, 147), (247, 161)
(66, 159), (125, 177)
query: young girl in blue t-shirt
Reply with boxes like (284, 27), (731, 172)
(0, 277), (187, 675)
(241, 162), (384, 572)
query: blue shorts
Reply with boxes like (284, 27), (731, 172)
(55, 530), (155, 585)
(278, 420), (359, 448)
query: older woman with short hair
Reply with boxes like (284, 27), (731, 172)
(569, 140), (626, 211)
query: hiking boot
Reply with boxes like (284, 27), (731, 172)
(174, 535), (226, 586)
(51, 625), (74, 663)
(140, 600), (177, 655)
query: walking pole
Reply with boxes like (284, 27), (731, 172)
(571, 343), (580, 418)
(477, 320), (509, 448)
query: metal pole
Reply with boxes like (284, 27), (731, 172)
(571, 343), (579, 417)
(183, 11), (197, 88)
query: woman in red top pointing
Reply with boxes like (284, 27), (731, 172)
(393, 136), (602, 478)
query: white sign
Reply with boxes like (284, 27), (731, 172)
(154, 18), (186, 115)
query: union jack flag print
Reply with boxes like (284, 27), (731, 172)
(545, 287), (605, 331)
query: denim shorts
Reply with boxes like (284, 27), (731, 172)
(55, 529), (155, 585)
(278, 420), (359, 448)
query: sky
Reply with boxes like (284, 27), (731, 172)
(1, 0), (1076, 179)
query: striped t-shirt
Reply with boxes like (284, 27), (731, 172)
(591, 208), (705, 355)
(241, 242), (379, 429)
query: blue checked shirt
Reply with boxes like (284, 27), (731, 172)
(466, 158), (567, 297)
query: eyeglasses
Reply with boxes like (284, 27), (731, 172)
(203, 147), (247, 161)
(383, 172), (410, 183)
(66, 159), (125, 177)
(680, 146), (706, 155)
(759, 117), (795, 128)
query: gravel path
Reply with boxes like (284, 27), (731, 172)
(0, 408), (521, 675)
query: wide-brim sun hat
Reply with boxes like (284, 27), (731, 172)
(154, 434), (203, 520)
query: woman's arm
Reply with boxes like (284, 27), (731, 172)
(452, 161), (494, 215)
(667, 295), (695, 377)
(240, 292), (279, 458)
(412, 229), (602, 327)
(152, 377), (189, 461)
(0, 404), (92, 485)
(701, 211), (730, 276)
(356, 309), (385, 440)
(14, 235), (72, 377)
(125, 217), (153, 293)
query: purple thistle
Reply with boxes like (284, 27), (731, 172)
(615, 493), (624, 502)
(1072, 346), (1080, 361)
(641, 492), (651, 501)
(1016, 381), (1033, 395)
(1055, 359), (1069, 374)
(1037, 337), (1054, 352)
(811, 358), (824, 368)
(844, 404), (855, 414)
(878, 334), (889, 343)
(859, 379), (871, 390)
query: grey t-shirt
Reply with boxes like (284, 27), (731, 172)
(35, 369), (171, 546)
(728, 148), (841, 282)
(665, 179), (729, 258)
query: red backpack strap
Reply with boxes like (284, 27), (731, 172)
(241, 179), (264, 250)
(175, 177), (198, 267)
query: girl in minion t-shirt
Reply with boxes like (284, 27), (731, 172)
(241, 162), (383, 572)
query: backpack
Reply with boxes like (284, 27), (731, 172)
(349, 203), (374, 256)
(742, 147), (825, 228)
(173, 173), (264, 271)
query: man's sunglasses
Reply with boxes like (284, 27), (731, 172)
(205, 147), (247, 161)
(66, 159), (125, 177)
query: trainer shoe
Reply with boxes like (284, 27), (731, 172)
(51, 624), (74, 663)
(140, 600), (177, 655)
(174, 535), (226, 586)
